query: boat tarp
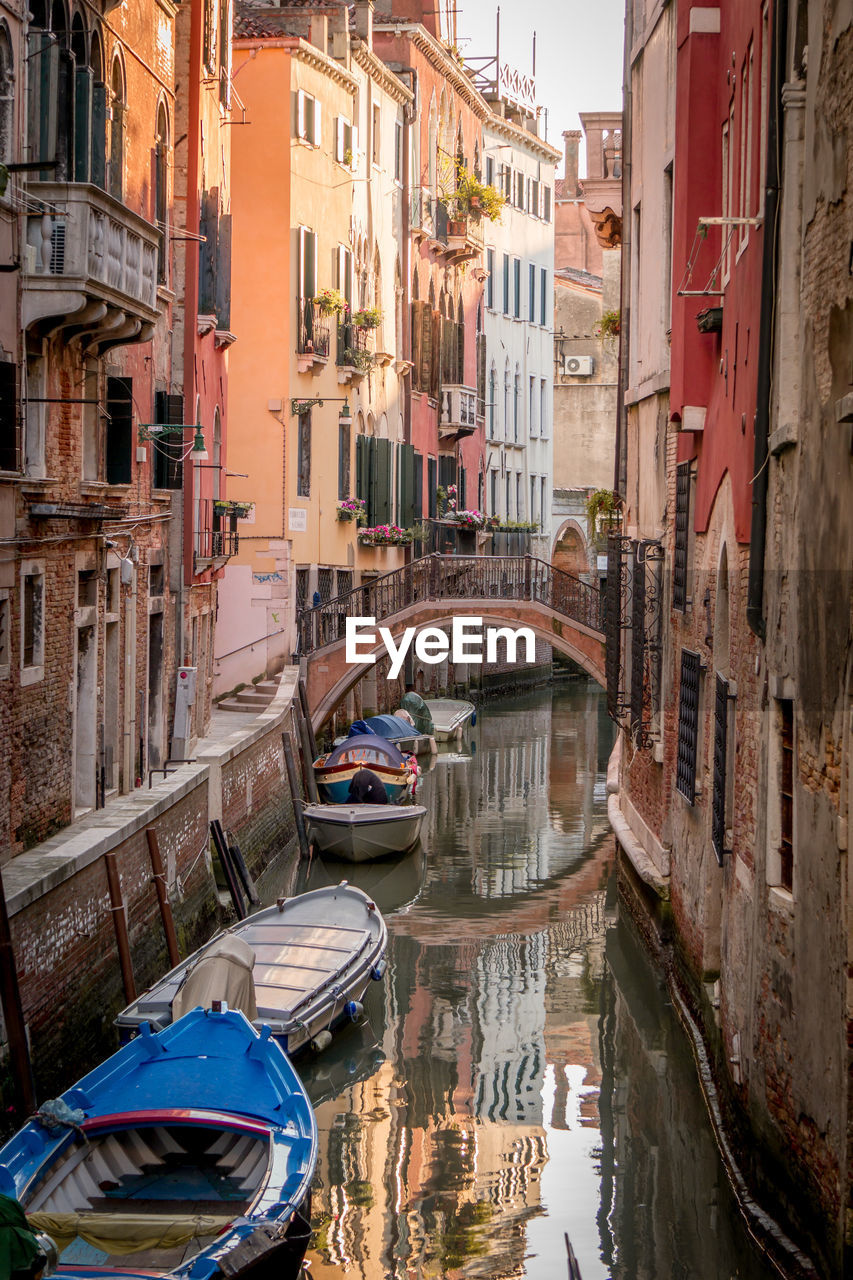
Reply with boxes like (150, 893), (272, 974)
(0, 1193), (43, 1273)
(172, 934), (257, 1022)
(27, 1211), (231, 1255)
(325, 733), (405, 768)
(400, 691), (434, 735)
(361, 715), (419, 740)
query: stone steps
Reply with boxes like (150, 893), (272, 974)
(217, 678), (280, 714)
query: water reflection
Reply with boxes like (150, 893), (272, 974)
(294, 687), (774, 1279)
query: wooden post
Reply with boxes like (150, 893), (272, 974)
(282, 732), (310, 859)
(105, 852), (136, 1003)
(145, 829), (180, 968)
(0, 865), (36, 1114)
(297, 678), (318, 760)
(210, 820), (247, 920)
(294, 702), (320, 803)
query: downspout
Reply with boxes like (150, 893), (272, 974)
(747, 0), (787, 638)
(181, 0), (204, 652)
(614, 0), (632, 498)
(402, 72), (416, 446)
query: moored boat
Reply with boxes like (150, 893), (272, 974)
(303, 802), (427, 863)
(116, 883), (387, 1055)
(0, 1007), (317, 1278)
(313, 733), (415, 803)
(422, 698), (476, 742)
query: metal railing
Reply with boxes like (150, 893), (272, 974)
(195, 498), (239, 562)
(336, 320), (373, 369)
(297, 554), (604, 655)
(297, 297), (331, 359)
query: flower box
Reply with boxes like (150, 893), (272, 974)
(358, 524), (414, 547)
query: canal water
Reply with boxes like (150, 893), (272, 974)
(283, 686), (776, 1280)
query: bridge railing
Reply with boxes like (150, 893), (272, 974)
(297, 554), (604, 656)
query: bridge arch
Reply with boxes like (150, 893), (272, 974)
(552, 519), (591, 576)
(306, 601), (604, 730)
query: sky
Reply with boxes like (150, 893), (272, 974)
(454, 0), (626, 177)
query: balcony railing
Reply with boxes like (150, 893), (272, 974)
(195, 499), (239, 565)
(336, 320), (374, 374)
(297, 298), (331, 360)
(23, 182), (161, 343)
(439, 385), (478, 442)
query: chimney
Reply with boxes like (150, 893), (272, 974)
(563, 130), (581, 197)
(354, 0), (375, 48)
(310, 14), (329, 53)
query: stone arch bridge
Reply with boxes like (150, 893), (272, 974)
(299, 555), (605, 729)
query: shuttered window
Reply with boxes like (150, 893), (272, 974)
(513, 258), (521, 318)
(712, 674), (731, 863)
(676, 649), (701, 804)
(543, 186), (552, 222)
(528, 263), (536, 322)
(105, 376), (133, 485)
(502, 254), (510, 315)
(153, 391), (185, 490)
(427, 457), (438, 518)
(297, 90), (320, 145)
(396, 442), (415, 528)
(335, 115), (356, 168)
(338, 420), (351, 500)
(540, 267), (547, 326)
(355, 436), (393, 526)
(298, 227), (317, 302)
(413, 452), (423, 521)
(297, 410), (311, 496)
(0, 362), (18, 472)
(630, 545), (646, 738)
(673, 461), (691, 610)
(486, 248), (495, 308)
(778, 699), (794, 891)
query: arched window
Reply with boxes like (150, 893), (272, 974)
(0, 25), (14, 165)
(488, 364), (497, 437)
(513, 366), (520, 440)
(108, 55), (125, 200)
(394, 257), (403, 358)
(427, 102), (437, 197)
(503, 361), (510, 440)
(455, 294), (464, 383)
(155, 101), (169, 283)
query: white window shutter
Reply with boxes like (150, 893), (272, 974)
(309, 231), (317, 297)
(297, 90), (305, 139)
(313, 98), (321, 147)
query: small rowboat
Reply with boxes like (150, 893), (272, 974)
(303, 803), (427, 863)
(422, 698), (476, 742)
(116, 883), (387, 1056)
(0, 1007), (317, 1278)
(313, 733), (415, 804)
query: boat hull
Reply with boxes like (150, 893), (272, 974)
(423, 699), (475, 741)
(304, 803), (426, 863)
(116, 883), (387, 1056)
(314, 760), (412, 804)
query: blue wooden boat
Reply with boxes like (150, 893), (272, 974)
(0, 1007), (317, 1278)
(313, 733), (415, 804)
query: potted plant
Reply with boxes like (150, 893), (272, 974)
(230, 501), (254, 519)
(586, 488), (621, 548)
(314, 288), (348, 317)
(351, 307), (382, 330)
(337, 497), (367, 523)
(595, 309), (621, 340)
(448, 162), (507, 225)
(342, 346), (376, 373)
(358, 524), (414, 546)
(448, 508), (486, 530)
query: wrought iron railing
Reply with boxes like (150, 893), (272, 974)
(297, 297), (331, 359)
(195, 498), (239, 563)
(297, 554), (604, 655)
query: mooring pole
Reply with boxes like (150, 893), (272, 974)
(297, 678), (318, 760)
(282, 732), (310, 860)
(145, 829), (180, 968)
(295, 702), (320, 804)
(0, 866), (36, 1114)
(105, 852), (136, 1003)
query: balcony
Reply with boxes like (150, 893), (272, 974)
(23, 182), (161, 350)
(336, 321), (375, 383)
(431, 201), (484, 264)
(410, 187), (435, 241)
(296, 298), (331, 373)
(194, 499), (240, 570)
(438, 385), (479, 444)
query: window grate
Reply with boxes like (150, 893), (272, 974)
(779, 699), (794, 890)
(605, 534), (629, 721)
(317, 568), (334, 603)
(295, 568), (309, 614)
(676, 649), (701, 803)
(630, 546), (646, 737)
(712, 673), (730, 862)
(49, 220), (66, 274)
(673, 461), (690, 610)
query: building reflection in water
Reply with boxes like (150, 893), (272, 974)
(299, 687), (773, 1280)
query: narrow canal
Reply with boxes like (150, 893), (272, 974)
(279, 686), (776, 1279)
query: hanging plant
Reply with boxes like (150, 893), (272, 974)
(446, 161), (507, 224)
(342, 347), (376, 373)
(351, 307), (382, 330)
(586, 489), (620, 538)
(314, 288), (348, 316)
(337, 497), (367, 523)
(595, 309), (621, 340)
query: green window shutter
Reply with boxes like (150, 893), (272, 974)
(74, 67), (93, 183)
(215, 213), (232, 329)
(413, 451), (423, 522)
(374, 437), (392, 526)
(430, 310), (441, 399)
(400, 443), (415, 528)
(92, 82), (107, 189)
(28, 35), (59, 180)
(198, 190), (219, 315)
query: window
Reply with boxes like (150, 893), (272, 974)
(530, 178), (540, 216)
(738, 43), (754, 253)
(513, 369), (520, 440)
(485, 155), (494, 186)
(486, 248), (495, 308)
(539, 378), (547, 437)
(673, 461), (691, 610)
(21, 562), (44, 681)
(108, 56), (125, 201)
(372, 104), (380, 165)
(528, 262), (536, 322)
(543, 186), (552, 222)
(336, 244), (352, 303)
(501, 163), (512, 199)
(676, 649), (702, 804)
(153, 391), (185, 490)
(413, 452), (423, 520)
(427, 456), (437, 518)
(490, 469), (498, 515)
(505, 474), (511, 519)
(219, 0), (233, 106)
(394, 121), (403, 181)
(712, 674), (732, 863)
(297, 226), (317, 307)
(335, 115), (356, 168)
(777, 699), (794, 891)
(516, 473), (522, 519)
(540, 267), (547, 326)
(514, 171), (525, 208)
(0, 361), (17, 472)
(540, 476), (546, 530)
(529, 375), (536, 435)
(0, 590), (8, 677)
(155, 103), (169, 284)
(488, 365), (497, 437)
(296, 89), (320, 145)
(722, 102), (735, 284)
(106, 376), (133, 485)
(513, 258), (521, 318)
(530, 476), (536, 524)
(0, 27), (13, 166)
(338, 419), (350, 499)
(502, 254), (510, 315)
(503, 365), (510, 439)
(297, 410), (311, 496)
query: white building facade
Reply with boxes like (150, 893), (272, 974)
(482, 115), (559, 556)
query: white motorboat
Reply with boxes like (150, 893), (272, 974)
(422, 698), (476, 742)
(303, 802), (427, 863)
(115, 882), (387, 1055)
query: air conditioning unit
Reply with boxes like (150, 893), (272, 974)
(563, 355), (594, 377)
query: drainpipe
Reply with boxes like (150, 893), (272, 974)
(402, 72), (416, 446)
(747, 0), (787, 638)
(614, 0), (632, 498)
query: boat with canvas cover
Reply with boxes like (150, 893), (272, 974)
(313, 733), (415, 804)
(0, 1007), (316, 1278)
(422, 698), (476, 742)
(115, 883), (387, 1056)
(302, 802), (427, 863)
